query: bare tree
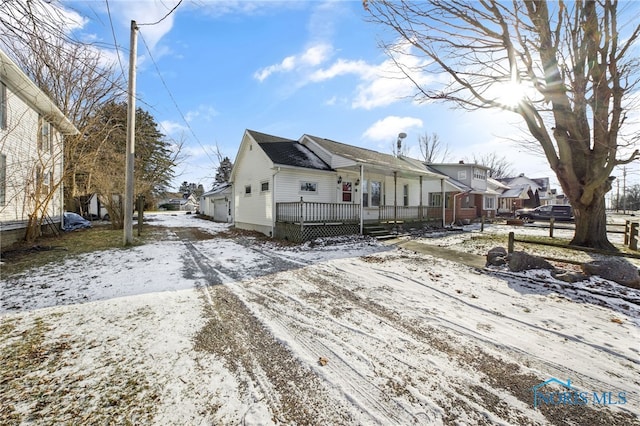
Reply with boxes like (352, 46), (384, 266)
(418, 132), (451, 163)
(365, 1), (640, 249)
(472, 153), (514, 180)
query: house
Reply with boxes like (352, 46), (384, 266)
(425, 161), (498, 222)
(200, 182), (232, 222)
(0, 49), (79, 246)
(496, 174), (554, 214)
(158, 192), (199, 212)
(231, 129), (474, 241)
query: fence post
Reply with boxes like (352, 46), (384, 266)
(481, 215), (485, 232)
(300, 197), (304, 235)
(508, 232), (515, 253)
(549, 217), (555, 238)
(631, 222), (638, 251)
(624, 220), (630, 245)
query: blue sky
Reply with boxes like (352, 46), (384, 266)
(61, 0), (638, 193)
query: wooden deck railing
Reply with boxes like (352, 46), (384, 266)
(276, 200), (442, 224)
(276, 200), (360, 223)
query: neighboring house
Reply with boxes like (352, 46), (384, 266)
(426, 161), (498, 222)
(0, 49), (79, 246)
(496, 174), (554, 213)
(231, 129), (458, 241)
(200, 182), (232, 222)
(158, 192), (199, 212)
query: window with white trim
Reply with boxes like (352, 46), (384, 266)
(244, 185), (251, 195)
(300, 181), (317, 193)
(429, 193), (442, 207)
(0, 82), (6, 130)
(38, 116), (52, 153)
(260, 181), (269, 192)
(484, 196), (495, 209)
(403, 184), (409, 207)
(370, 181), (381, 207)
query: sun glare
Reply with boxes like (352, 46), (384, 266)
(492, 80), (528, 108)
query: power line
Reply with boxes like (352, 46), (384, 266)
(104, 0), (126, 78)
(138, 0), (183, 26)
(137, 29), (218, 166)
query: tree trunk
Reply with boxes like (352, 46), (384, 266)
(570, 195), (615, 250)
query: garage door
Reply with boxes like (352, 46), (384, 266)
(213, 199), (227, 222)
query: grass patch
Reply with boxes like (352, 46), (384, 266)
(0, 224), (162, 278)
(0, 315), (160, 424)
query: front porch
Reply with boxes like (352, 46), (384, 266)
(274, 199), (445, 242)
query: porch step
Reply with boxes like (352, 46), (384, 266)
(363, 225), (395, 240)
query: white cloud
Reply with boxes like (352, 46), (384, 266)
(362, 116), (424, 142)
(159, 120), (187, 136)
(254, 43), (333, 82)
(184, 105), (219, 123)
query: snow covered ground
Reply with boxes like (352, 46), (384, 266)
(1, 212), (638, 425)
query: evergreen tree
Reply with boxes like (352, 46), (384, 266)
(215, 157), (233, 184)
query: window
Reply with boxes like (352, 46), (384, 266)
(244, 185), (251, 195)
(457, 170), (467, 180)
(38, 117), (51, 152)
(362, 179), (369, 207)
(370, 181), (381, 207)
(484, 196), (495, 209)
(0, 82), (6, 130)
(0, 153), (5, 205)
(342, 182), (352, 202)
(260, 181), (269, 192)
(403, 184), (409, 207)
(300, 181), (317, 193)
(429, 193), (442, 207)
(474, 168), (486, 180)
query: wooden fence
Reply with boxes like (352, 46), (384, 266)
(625, 220), (639, 251)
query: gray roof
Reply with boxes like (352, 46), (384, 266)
(247, 130), (332, 171)
(304, 134), (441, 176)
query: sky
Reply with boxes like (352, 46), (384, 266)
(1, 212), (638, 423)
(57, 0), (640, 192)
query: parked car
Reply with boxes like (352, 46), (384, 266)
(63, 212), (92, 231)
(515, 205), (574, 222)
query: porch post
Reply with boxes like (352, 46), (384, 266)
(419, 175), (423, 221)
(393, 171), (398, 226)
(440, 178), (445, 227)
(359, 164), (364, 235)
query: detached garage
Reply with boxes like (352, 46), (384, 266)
(200, 183), (233, 223)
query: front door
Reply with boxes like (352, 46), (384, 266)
(341, 182), (352, 202)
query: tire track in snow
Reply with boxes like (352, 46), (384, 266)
(175, 230), (356, 424)
(234, 268), (446, 425)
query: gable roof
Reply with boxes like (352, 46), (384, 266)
(247, 130), (332, 171)
(303, 134), (441, 177)
(202, 182), (231, 197)
(0, 49), (78, 135)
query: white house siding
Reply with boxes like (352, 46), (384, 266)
(274, 168), (336, 204)
(0, 84), (63, 226)
(233, 136), (277, 234)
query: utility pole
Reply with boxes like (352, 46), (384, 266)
(124, 20), (138, 245)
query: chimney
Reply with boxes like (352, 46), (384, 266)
(459, 160), (464, 164)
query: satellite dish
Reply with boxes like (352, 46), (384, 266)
(398, 132), (407, 139)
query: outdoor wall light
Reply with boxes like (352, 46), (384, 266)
(337, 176), (342, 184)
(355, 179), (360, 186)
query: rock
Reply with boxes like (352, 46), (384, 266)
(486, 246), (508, 266)
(507, 251), (555, 272)
(551, 270), (588, 283)
(581, 259), (640, 288)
